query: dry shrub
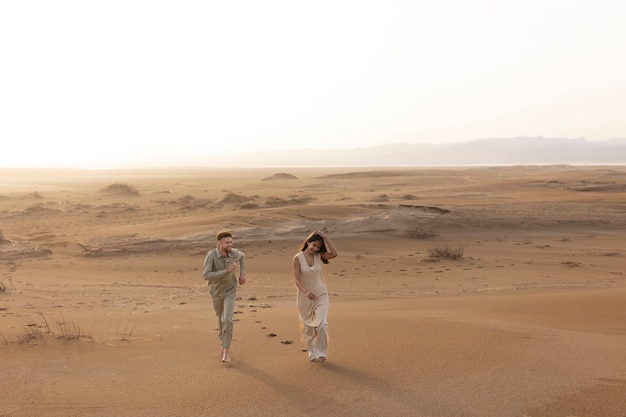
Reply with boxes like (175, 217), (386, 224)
(406, 221), (438, 239)
(101, 183), (140, 196)
(427, 245), (464, 260)
(407, 227), (438, 239)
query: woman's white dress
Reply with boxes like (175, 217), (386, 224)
(295, 252), (329, 360)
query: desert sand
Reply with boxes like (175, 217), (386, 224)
(1, 165), (625, 417)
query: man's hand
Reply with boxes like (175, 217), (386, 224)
(238, 275), (247, 285)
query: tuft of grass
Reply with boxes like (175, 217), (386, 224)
(101, 183), (140, 196)
(13, 313), (93, 344)
(17, 318), (46, 344)
(0, 279), (14, 295)
(52, 318), (92, 341)
(427, 245), (464, 260)
(115, 318), (137, 338)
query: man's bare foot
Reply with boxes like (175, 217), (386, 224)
(316, 356), (326, 362)
(222, 350), (231, 363)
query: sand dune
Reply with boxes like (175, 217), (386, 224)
(1, 166), (625, 416)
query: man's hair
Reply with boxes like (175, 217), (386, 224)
(216, 230), (232, 241)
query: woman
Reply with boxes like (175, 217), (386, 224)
(293, 230), (338, 362)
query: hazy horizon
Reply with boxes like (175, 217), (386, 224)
(2, 1), (625, 169)
(2, 137), (625, 170)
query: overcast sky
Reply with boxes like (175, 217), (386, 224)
(1, 0), (625, 168)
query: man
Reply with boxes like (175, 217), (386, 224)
(202, 230), (247, 363)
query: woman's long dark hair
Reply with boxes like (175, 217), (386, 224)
(299, 233), (330, 264)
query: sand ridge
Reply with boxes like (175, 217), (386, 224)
(1, 166), (626, 416)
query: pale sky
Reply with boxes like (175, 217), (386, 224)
(1, 0), (625, 168)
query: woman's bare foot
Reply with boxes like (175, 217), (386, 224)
(316, 356), (326, 362)
(222, 349), (231, 363)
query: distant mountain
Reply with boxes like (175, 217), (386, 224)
(224, 137), (626, 167)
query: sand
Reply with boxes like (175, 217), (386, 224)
(1, 165), (625, 417)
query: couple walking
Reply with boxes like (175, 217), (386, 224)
(202, 229), (338, 363)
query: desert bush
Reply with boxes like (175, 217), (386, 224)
(240, 202), (259, 209)
(101, 183), (140, 196)
(406, 221), (438, 239)
(427, 245), (464, 260)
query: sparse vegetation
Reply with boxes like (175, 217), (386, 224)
(29, 191), (43, 198)
(51, 318), (92, 341)
(101, 182), (140, 196)
(0, 279), (14, 294)
(17, 320), (45, 343)
(427, 245), (464, 260)
(264, 196), (313, 207)
(11, 313), (93, 345)
(406, 222), (438, 239)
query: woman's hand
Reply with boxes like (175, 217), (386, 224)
(305, 290), (316, 300)
(315, 230), (328, 239)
